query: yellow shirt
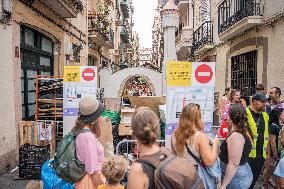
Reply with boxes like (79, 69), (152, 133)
(97, 184), (124, 189)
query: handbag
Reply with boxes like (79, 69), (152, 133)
(185, 144), (221, 189)
(218, 120), (229, 138)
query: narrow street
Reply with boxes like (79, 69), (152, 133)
(0, 0), (284, 188)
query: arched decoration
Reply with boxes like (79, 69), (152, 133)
(99, 67), (162, 99)
(119, 75), (156, 103)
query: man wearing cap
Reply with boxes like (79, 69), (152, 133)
(249, 84), (271, 114)
(247, 93), (269, 189)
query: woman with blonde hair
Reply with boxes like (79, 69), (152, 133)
(171, 103), (220, 188)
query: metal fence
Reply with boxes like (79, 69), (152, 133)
(116, 140), (165, 162)
(231, 50), (257, 102)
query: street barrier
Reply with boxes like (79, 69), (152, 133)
(116, 139), (165, 163)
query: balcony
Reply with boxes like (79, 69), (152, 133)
(120, 26), (129, 44)
(176, 26), (193, 56)
(218, 0), (263, 41)
(176, 0), (189, 10)
(120, 0), (129, 18)
(40, 0), (83, 18)
(88, 17), (114, 49)
(192, 21), (213, 55)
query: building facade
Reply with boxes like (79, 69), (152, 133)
(0, 0), (88, 174)
(139, 47), (152, 66)
(0, 0), (139, 174)
(88, 0), (136, 72)
(151, 1), (164, 70)
(173, 0), (284, 101)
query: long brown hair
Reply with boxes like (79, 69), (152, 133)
(228, 104), (254, 144)
(72, 117), (99, 134)
(174, 103), (202, 157)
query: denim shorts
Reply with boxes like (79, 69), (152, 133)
(221, 161), (253, 189)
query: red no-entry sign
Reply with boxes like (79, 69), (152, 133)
(195, 64), (213, 84)
(82, 68), (95, 81)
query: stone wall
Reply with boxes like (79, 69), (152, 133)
(0, 24), (17, 174)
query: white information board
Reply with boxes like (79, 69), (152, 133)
(63, 66), (97, 135)
(165, 61), (215, 148)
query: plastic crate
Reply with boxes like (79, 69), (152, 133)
(19, 144), (50, 179)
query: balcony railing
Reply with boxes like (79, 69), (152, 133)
(120, 0), (129, 18)
(218, 0), (262, 34)
(163, 0), (179, 6)
(120, 26), (129, 44)
(40, 0), (83, 18)
(88, 17), (114, 47)
(192, 21), (213, 52)
(176, 0), (189, 9)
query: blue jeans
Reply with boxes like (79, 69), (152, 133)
(221, 161), (253, 189)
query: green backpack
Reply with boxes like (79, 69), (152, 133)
(52, 129), (89, 184)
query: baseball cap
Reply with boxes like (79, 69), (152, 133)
(252, 92), (267, 102)
(78, 96), (105, 123)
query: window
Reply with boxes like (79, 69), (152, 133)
(20, 26), (54, 120)
(231, 50), (257, 102)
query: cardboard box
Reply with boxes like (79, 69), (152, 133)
(104, 98), (121, 112)
(120, 108), (135, 126)
(20, 121), (39, 146)
(119, 123), (132, 136)
(128, 96), (166, 117)
(98, 118), (114, 158)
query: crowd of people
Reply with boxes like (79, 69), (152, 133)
(218, 85), (284, 189)
(54, 84), (284, 189)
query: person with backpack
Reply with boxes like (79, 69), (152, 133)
(53, 96), (106, 188)
(171, 103), (220, 189)
(73, 96), (106, 189)
(263, 108), (284, 189)
(219, 104), (254, 189)
(127, 107), (204, 189)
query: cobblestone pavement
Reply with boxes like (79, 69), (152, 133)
(0, 169), (273, 189)
(0, 170), (29, 189)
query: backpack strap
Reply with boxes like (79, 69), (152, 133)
(135, 159), (156, 189)
(185, 144), (206, 168)
(74, 128), (91, 136)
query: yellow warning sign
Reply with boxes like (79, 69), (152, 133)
(64, 66), (80, 82)
(166, 61), (192, 86)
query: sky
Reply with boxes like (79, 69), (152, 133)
(132, 0), (159, 49)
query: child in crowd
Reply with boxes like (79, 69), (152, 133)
(98, 156), (127, 189)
